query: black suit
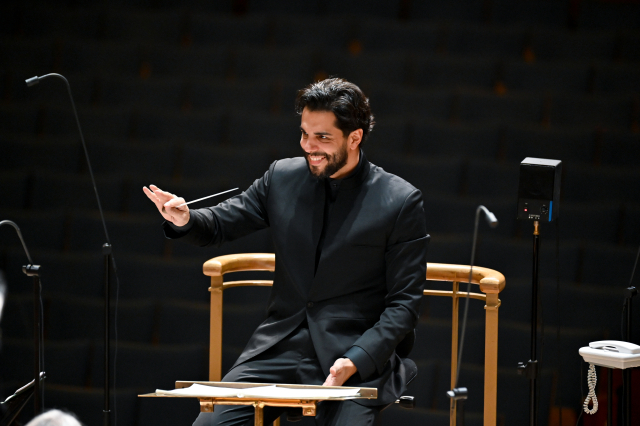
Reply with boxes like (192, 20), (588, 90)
(166, 151), (428, 413)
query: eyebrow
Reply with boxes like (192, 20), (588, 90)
(300, 127), (332, 136)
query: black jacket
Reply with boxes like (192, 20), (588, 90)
(165, 152), (429, 405)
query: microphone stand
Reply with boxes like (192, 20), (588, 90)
(0, 220), (45, 417)
(25, 74), (114, 426)
(517, 220), (541, 426)
(448, 205), (498, 426)
(621, 245), (638, 426)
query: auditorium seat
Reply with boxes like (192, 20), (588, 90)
(368, 87), (453, 120)
(363, 116), (411, 156)
(133, 109), (225, 144)
(86, 139), (177, 177)
(0, 104), (40, 134)
(502, 124), (595, 164)
(411, 0), (487, 23)
(89, 341), (208, 390)
(29, 172), (125, 212)
(45, 295), (154, 342)
(234, 47), (316, 83)
(491, 0), (568, 28)
(593, 63), (640, 94)
(190, 14), (269, 47)
(321, 51), (409, 88)
(0, 294), (32, 339)
(550, 94), (632, 130)
(529, 29), (617, 63)
(60, 41), (142, 77)
(113, 256), (207, 301)
(0, 137), (82, 174)
(445, 24), (525, 59)
(189, 79), (273, 113)
(578, 0), (640, 31)
(465, 159), (519, 198)
(411, 121), (501, 159)
(562, 164), (640, 203)
(502, 61), (591, 95)
(621, 203), (640, 247)
(358, 19), (440, 54)
(373, 155), (463, 197)
(102, 9), (183, 45)
(457, 91), (545, 125)
(98, 76), (186, 110)
(0, 39), (55, 76)
(178, 142), (274, 187)
(144, 45), (229, 80)
(270, 15), (350, 49)
(619, 31), (640, 63)
(42, 105), (133, 140)
(248, 0), (320, 15)
(411, 55), (496, 91)
(0, 338), (38, 383)
(3, 250), (103, 297)
(155, 299), (209, 345)
(40, 339), (93, 386)
(558, 203), (620, 245)
(227, 113), (300, 152)
(580, 244), (638, 287)
(0, 209), (67, 252)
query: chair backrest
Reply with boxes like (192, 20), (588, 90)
(203, 254), (505, 426)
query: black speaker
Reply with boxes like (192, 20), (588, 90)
(517, 157), (562, 222)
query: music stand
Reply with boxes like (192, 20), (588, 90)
(139, 381), (377, 426)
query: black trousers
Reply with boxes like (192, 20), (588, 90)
(192, 323), (382, 426)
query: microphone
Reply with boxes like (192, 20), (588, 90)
(479, 205), (498, 228)
(25, 76), (40, 87)
(448, 205), (499, 418)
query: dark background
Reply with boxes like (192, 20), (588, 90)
(0, 0), (639, 425)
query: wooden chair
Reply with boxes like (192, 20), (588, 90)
(203, 254), (505, 426)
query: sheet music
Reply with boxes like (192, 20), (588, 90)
(156, 384), (361, 399)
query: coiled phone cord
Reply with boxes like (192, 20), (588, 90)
(583, 363), (598, 414)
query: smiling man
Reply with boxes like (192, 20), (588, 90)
(144, 78), (429, 426)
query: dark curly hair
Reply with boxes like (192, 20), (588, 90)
(295, 78), (375, 145)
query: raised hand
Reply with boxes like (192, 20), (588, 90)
(322, 358), (357, 387)
(142, 184), (190, 227)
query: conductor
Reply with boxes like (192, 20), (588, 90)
(143, 78), (429, 425)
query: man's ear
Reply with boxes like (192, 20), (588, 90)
(349, 129), (363, 150)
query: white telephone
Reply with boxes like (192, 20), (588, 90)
(580, 340), (640, 369)
(578, 340), (640, 415)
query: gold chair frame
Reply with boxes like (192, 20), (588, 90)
(203, 254), (505, 426)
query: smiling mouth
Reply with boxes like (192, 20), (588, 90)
(306, 153), (327, 165)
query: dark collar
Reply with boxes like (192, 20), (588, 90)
(327, 149), (370, 191)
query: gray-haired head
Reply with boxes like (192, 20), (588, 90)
(25, 409), (83, 426)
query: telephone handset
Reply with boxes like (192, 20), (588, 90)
(579, 340), (640, 415)
(589, 340), (640, 354)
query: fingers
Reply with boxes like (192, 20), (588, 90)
(164, 196), (187, 210)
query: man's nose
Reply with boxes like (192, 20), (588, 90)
(301, 138), (318, 152)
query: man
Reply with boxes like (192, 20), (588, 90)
(143, 78), (428, 425)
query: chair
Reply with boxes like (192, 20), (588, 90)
(202, 253), (505, 426)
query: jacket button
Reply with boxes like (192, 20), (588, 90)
(307, 302), (314, 308)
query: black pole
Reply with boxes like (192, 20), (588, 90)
(22, 264), (42, 416)
(607, 368), (612, 426)
(623, 288), (634, 426)
(103, 243), (112, 426)
(32, 273), (41, 416)
(529, 221), (540, 426)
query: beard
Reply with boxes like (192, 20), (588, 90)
(302, 140), (349, 179)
